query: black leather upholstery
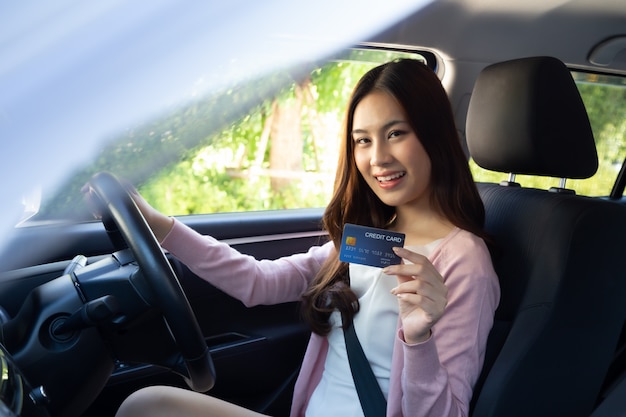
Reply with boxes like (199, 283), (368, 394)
(467, 57), (626, 417)
(467, 56), (598, 179)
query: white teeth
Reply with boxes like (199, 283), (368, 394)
(376, 172), (405, 182)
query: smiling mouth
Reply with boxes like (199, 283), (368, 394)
(376, 172), (406, 182)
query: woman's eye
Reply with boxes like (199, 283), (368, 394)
(354, 137), (370, 145)
(389, 130), (404, 139)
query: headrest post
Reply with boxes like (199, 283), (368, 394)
(499, 173), (521, 188)
(549, 177), (576, 194)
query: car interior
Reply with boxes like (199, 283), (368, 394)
(466, 55), (626, 417)
(1, 1), (626, 417)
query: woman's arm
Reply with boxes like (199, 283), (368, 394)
(389, 230), (500, 417)
(161, 219), (333, 306)
(129, 187), (333, 306)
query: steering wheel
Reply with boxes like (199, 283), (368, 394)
(88, 171), (215, 392)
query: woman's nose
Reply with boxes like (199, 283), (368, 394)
(370, 141), (393, 166)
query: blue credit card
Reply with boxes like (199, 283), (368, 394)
(338, 223), (405, 268)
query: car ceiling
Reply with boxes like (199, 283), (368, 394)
(372, 0), (626, 74)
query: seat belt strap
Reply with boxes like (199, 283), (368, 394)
(343, 321), (387, 417)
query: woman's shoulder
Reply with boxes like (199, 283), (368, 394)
(432, 227), (495, 275)
(430, 228), (500, 306)
(438, 227), (488, 252)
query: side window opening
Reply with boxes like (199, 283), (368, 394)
(138, 48), (433, 216)
(33, 47), (435, 221)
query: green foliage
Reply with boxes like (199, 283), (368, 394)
(137, 49), (421, 215)
(139, 145), (331, 213)
(37, 67), (305, 219)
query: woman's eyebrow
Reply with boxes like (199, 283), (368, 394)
(351, 128), (368, 136)
(351, 120), (407, 136)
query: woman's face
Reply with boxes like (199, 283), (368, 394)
(351, 91), (432, 211)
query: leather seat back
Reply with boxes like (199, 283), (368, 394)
(466, 56), (626, 417)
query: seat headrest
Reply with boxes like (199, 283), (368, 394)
(466, 56), (598, 179)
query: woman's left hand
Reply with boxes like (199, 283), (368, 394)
(383, 247), (448, 344)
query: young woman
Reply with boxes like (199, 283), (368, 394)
(115, 59), (500, 417)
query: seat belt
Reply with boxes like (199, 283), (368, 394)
(343, 321), (387, 417)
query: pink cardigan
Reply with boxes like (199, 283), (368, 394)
(161, 220), (500, 417)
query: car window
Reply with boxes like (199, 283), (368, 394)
(32, 47), (435, 221)
(469, 72), (626, 196)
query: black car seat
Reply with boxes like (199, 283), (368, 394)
(466, 56), (626, 417)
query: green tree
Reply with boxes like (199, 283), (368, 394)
(138, 49), (417, 215)
(36, 50), (449, 219)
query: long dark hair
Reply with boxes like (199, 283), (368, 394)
(301, 59), (486, 335)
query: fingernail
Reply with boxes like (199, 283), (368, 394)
(383, 266), (397, 275)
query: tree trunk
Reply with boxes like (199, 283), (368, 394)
(269, 84), (304, 191)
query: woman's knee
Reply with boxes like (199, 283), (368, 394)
(115, 386), (182, 417)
